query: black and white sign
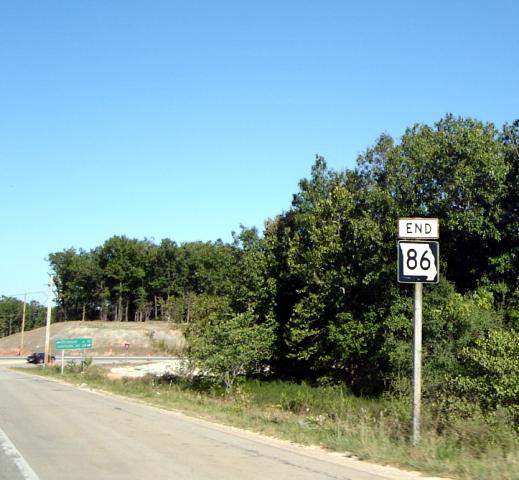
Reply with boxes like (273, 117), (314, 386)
(398, 241), (439, 283)
(398, 218), (439, 239)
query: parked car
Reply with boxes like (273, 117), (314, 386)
(27, 352), (55, 364)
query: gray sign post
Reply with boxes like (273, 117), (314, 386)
(412, 282), (422, 445)
(397, 219), (439, 445)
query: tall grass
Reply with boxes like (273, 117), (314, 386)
(29, 367), (519, 480)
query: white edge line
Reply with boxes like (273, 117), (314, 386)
(0, 426), (41, 480)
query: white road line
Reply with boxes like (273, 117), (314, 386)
(0, 426), (41, 480)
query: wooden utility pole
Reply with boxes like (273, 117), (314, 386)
(19, 294), (27, 355)
(44, 275), (53, 367)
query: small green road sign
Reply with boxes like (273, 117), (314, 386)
(55, 338), (93, 349)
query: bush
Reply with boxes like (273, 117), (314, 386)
(451, 329), (519, 426)
(186, 311), (275, 392)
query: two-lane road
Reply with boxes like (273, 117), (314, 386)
(0, 368), (443, 480)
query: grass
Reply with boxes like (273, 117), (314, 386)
(24, 365), (519, 480)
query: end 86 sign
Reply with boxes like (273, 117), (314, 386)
(398, 241), (439, 283)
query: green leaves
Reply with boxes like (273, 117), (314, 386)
(44, 114), (519, 417)
(186, 311), (275, 392)
(0, 296), (47, 338)
(48, 237), (242, 323)
(400, 115), (507, 238)
(451, 330), (519, 423)
(356, 114), (510, 292)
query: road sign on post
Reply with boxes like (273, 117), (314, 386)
(398, 218), (440, 446)
(398, 241), (439, 283)
(55, 338), (93, 375)
(55, 338), (93, 349)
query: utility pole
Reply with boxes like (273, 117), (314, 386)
(4, 290), (46, 356)
(19, 293), (27, 355)
(44, 275), (53, 367)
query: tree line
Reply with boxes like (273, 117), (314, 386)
(32, 115), (519, 420)
(47, 237), (241, 323)
(0, 296), (47, 339)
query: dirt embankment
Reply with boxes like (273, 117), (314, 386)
(0, 321), (185, 356)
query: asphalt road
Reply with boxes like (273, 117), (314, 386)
(0, 368), (444, 480)
(0, 356), (176, 367)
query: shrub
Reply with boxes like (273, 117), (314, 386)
(186, 311), (275, 393)
(451, 329), (519, 426)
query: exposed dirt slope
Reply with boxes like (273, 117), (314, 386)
(0, 321), (185, 356)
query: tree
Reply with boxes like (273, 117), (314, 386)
(353, 115), (509, 391)
(176, 241), (239, 322)
(488, 120), (519, 317)
(48, 248), (102, 321)
(147, 239), (181, 319)
(382, 280), (503, 396)
(231, 225), (276, 322)
(0, 296), (23, 337)
(186, 311), (275, 392)
(42, 115), (519, 409)
(262, 157), (395, 391)
(358, 115), (508, 291)
(0, 297), (46, 339)
(97, 236), (152, 321)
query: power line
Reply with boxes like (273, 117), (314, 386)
(2, 291), (47, 297)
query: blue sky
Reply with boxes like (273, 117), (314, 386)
(1, 0), (518, 303)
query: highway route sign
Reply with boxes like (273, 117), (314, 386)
(55, 338), (93, 349)
(398, 218), (439, 239)
(398, 241), (439, 283)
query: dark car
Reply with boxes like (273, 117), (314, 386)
(27, 352), (55, 364)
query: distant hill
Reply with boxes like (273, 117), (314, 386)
(0, 321), (185, 356)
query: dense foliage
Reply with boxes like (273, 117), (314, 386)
(0, 296), (47, 339)
(41, 115), (518, 423)
(186, 311), (275, 392)
(47, 238), (239, 322)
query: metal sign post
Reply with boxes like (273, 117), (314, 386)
(397, 218), (439, 446)
(412, 282), (422, 445)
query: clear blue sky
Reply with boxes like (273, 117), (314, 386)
(1, 0), (518, 303)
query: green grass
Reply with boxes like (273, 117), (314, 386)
(24, 366), (519, 480)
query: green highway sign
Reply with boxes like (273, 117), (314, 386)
(55, 338), (93, 350)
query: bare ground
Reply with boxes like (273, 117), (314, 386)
(0, 320), (185, 356)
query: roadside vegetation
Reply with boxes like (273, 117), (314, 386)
(31, 363), (518, 480)
(5, 115), (519, 478)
